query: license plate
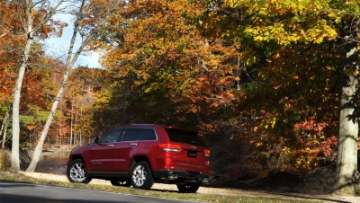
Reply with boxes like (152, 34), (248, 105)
(187, 150), (197, 157)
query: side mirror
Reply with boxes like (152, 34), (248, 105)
(94, 136), (100, 144)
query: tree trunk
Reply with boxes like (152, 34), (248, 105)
(10, 0), (65, 171)
(58, 122), (62, 145)
(26, 0), (86, 172)
(10, 0), (35, 171)
(336, 47), (359, 188)
(74, 104), (78, 145)
(0, 108), (10, 146)
(70, 101), (74, 145)
(2, 113), (10, 149)
(11, 36), (33, 171)
(79, 107), (82, 145)
(26, 68), (73, 171)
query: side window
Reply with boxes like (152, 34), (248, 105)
(122, 129), (138, 141)
(123, 128), (156, 141)
(137, 129), (156, 141)
(101, 129), (122, 143)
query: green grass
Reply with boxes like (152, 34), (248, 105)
(0, 171), (320, 203)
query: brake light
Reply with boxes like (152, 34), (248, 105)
(160, 144), (182, 152)
(204, 149), (211, 157)
(163, 147), (181, 152)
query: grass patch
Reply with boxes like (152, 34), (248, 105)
(0, 171), (320, 203)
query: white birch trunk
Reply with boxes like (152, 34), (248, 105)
(26, 68), (73, 171)
(10, 0), (64, 172)
(26, 0), (86, 172)
(11, 31), (33, 171)
(336, 47), (359, 188)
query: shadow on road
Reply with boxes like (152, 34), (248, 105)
(0, 181), (36, 188)
(0, 193), (132, 203)
(150, 188), (178, 193)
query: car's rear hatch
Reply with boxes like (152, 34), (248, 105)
(163, 128), (210, 173)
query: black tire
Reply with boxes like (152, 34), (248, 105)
(67, 158), (92, 184)
(176, 183), (200, 193)
(110, 179), (131, 187)
(130, 161), (154, 189)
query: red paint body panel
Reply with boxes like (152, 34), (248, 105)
(69, 124), (210, 181)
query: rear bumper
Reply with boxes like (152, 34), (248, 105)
(154, 170), (209, 184)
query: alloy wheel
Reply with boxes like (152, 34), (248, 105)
(69, 161), (87, 182)
(132, 165), (146, 187)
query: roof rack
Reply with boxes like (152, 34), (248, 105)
(130, 123), (155, 126)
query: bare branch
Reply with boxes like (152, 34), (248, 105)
(31, 0), (47, 9)
(71, 35), (93, 65)
(32, 0), (66, 34)
(0, 33), (7, 39)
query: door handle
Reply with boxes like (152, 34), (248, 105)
(107, 144), (115, 147)
(129, 143), (138, 147)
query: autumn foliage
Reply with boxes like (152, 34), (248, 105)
(93, 0), (360, 182)
(1, 0), (360, 187)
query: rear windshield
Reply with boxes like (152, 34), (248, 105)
(166, 128), (206, 146)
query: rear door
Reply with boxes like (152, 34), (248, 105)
(165, 129), (209, 173)
(120, 128), (157, 171)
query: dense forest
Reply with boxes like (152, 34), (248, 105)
(1, 0), (360, 193)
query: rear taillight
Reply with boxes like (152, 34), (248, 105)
(204, 149), (211, 157)
(160, 144), (182, 152)
(162, 147), (181, 152)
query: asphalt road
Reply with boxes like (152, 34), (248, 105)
(0, 182), (199, 203)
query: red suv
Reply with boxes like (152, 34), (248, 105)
(67, 124), (210, 193)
